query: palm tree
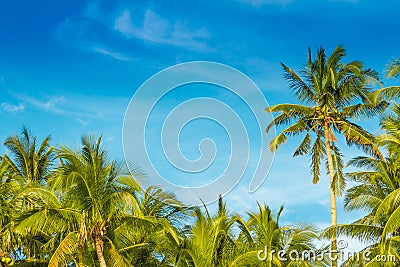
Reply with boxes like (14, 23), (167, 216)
(266, 45), (388, 267)
(370, 58), (400, 101)
(377, 104), (400, 155)
(0, 128), (54, 265)
(127, 185), (187, 266)
(50, 134), (148, 266)
(323, 107), (400, 266)
(0, 157), (17, 267)
(231, 204), (330, 267)
(3, 127), (54, 185)
(12, 185), (82, 266)
(387, 58), (400, 79)
(173, 197), (250, 266)
(172, 198), (328, 267)
(11, 134), (185, 266)
(323, 155), (400, 266)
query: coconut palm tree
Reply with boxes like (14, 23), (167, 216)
(46, 134), (187, 267)
(0, 157), (17, 267)
(387, 58), (400, 79)
(10, 134), (186, 266)
(266, 45), (388, 267)
(0, 128), (55, 265)
(173, 198), (328, 267)
(3, 127), (54, 185)
(230, 204), (330, 267)
(126, 185), (188, 266)
(377, 104), (400, 156)
(12, 185), (82, 266)
(172, 197), (251, 267)
(323, 107), (400, 266)
(49, 134), (155, 266)
(0, 158), (12, 248)
(369, 58), (400, 101)
(323, 154), (400, 266)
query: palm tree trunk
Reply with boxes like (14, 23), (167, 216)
(78, 244), (86, 266)
(324, 122), (338, 267)
(94, 235), (107, 267)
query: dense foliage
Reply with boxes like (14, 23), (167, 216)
(1, 47), (399, 266)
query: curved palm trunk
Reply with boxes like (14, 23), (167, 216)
(324, 122), (338, 267)
(94, 235), (107, 267)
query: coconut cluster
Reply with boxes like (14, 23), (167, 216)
(0, 254), (14, 266)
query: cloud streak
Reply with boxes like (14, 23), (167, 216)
(1, 102), (25, 113)
(55, 7), (134, 62)
(114, 9), (212, 52)
(238, 0), (291, 6)
(93, 47), (135, 61)
(14, 93), (129, 121)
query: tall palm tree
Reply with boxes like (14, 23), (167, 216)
(266, 45), (388, 267)
(323, 107), (400, 266)
(51, 134), (147, 267)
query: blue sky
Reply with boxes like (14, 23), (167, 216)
(1, 0), (400, 244)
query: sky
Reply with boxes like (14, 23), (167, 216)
(1, 0), (400, 250)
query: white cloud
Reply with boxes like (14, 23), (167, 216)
(1, 102), (25, 113)
(42, 96), (65, 110)
(328, 0), (357, 2)
(14, 93), (129, 120)
(114, 9), (212, 52)
(93, 47), (135, 61)
(55, 8), (134, 62)
(238, 0), (291, 6)
(17, 95), (65, 112)
(76, 118), (88, 126)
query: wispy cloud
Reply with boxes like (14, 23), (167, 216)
(93, 47), (135, 61)
(43, 96), (65, 110)
(14, 93), (129, 120)
(76, 118), (88, 126)
(19, 95), (65, 112)
(328, 0), (357, 3)
(238, 0), (291, 7)
(1, 102), (25, 113)
(114, 9), (212, 52)
(55, 5), (134, 62)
